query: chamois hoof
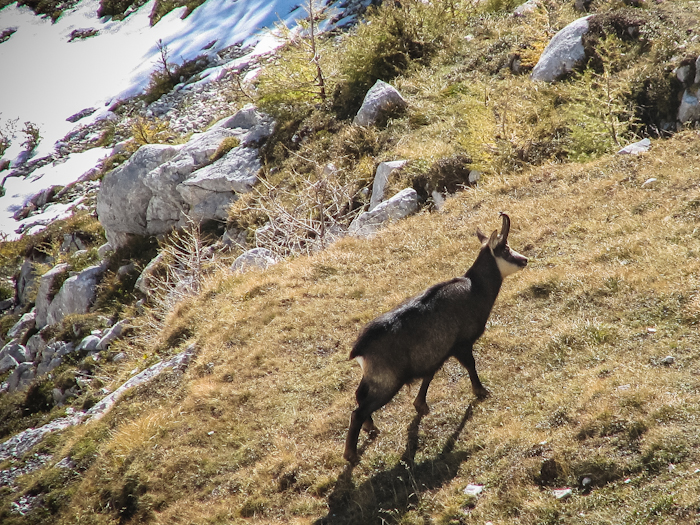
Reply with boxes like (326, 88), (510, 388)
(362, 420), (379, 437)
(414, 402), (430, 416)
(474, 387), (490, 400)
(343, 450), (360, 465)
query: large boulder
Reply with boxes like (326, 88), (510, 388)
(350, 188), (420, 237)
(97, 106), (273, 247)
(531, 16), (593, 82)
(353, 80), (408, 126)
(97, 144), (181, 247)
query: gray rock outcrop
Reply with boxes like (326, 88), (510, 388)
(350, 188), (420, 237)
(531, 16), (593, 82)
(353, 80), (408, 126)
(97, 106), (273, 248)
(97, 143), (181, 247)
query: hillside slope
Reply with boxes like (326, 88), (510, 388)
(2, 0), (700, 523)
(3, 131), (698, 524)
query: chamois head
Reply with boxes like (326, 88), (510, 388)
(476, 212), (528, 278)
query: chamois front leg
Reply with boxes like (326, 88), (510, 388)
(413, 372), (435, 415)
(453, 343), (490, 399)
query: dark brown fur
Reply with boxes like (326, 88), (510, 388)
(344, 213), (527, 463)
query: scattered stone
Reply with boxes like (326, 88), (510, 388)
(97, 242), (114, 258)
(349, 188), (419, 237)
(618, 138), (651, 155)
(97, 320), (127, 350)
(552, 488), (573, 500)
(0, 346), (197, 464)
(135, 252), (166, 297)
(353, 80), (408, 127)
(464, 484), (484, 496)
(231, 248), (279, 273)
(35, 263), (70, 329)
(7, 311), (36, 340)
(678, 87), (700, 124)
(0, 299), (13, 312)
(112, 352), (128, 363)
(660, 355), (675, 365)
(25, 332), (47, 360)
(45, 263), (107, 327)
(0, 354), (19, 374)
(531, 16), (593, 82)
(7, 363), (35, 392)
(369, 160), (407, 211)
(0, 341), (29, 363)
(60, 233), (86, 253)
(617, 384), (631, 391)
(514, 0), (539, 16)
(76, 335), (101, 353)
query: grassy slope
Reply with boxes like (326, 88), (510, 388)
(3, 1), (700, 524)
(20, 131), (699, 525)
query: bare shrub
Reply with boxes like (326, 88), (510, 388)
(237, 165), (363, 258)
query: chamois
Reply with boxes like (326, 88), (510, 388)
(344, 213), (528, 464)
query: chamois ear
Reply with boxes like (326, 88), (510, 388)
(487, 229), (499, 250)
(476, 228), (488, 244)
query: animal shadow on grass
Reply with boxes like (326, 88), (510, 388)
(315, 403), (474, 525)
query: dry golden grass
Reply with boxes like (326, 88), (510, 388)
(32, 131), (700, 525)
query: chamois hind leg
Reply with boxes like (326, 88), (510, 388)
(344, 377), (401, 464)
(453, 342), (490, 399)
(413, 372), (435, 416)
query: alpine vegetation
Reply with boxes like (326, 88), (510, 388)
(344, 213), (527, 464)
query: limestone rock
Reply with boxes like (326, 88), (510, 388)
(617, 138), (651, 155)
(97, 320), (127, 350)
(45, 264), (107, 327)
(7, 311), (36, 340)
(231, 248), (279, 273)
(76, 335), (101, 353)
(350, 188), (420, 237)
(531, 16), (593, 82)
(177, 147), (261, 221)
(369, 160), (408, 211)
(0, 341), (29, 364)
(97, 143), (181, 247)
(35, 263), (70, 329)
(7, 363), (34, 393)
(97, 106), (274, 245)
(678, 88), (700, 124)
(0, 354), (19, 374)
(353, 80), (408, 126)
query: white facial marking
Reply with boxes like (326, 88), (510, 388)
(495, 249), (527, 278)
